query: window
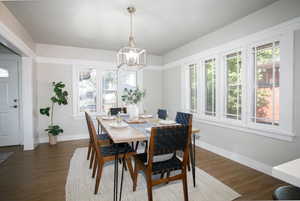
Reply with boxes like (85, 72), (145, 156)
(102, 71), (117, 113)
(78, 68), (97, 113)
(225, 51), (242, 120)
(74, 66), (138, 116)
(205, 59), (216, 116)
(0, 68), (8, 78)
(252, 41), (280, 125)
(189, 64), (198, 112)
(181, 29), (293, 140)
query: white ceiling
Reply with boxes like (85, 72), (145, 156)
(4, 0), (278, 55)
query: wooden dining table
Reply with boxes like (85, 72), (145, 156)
(96, 115), (200, 201)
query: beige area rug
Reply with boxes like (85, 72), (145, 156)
(66, 148), (240, 201)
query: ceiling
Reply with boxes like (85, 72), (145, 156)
(4, 0), (278, 55)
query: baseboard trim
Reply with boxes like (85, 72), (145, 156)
(196, 140), (273, 176)
(39, 134), (89, 144)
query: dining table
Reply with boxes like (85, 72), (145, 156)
(96, 115), (200, 201)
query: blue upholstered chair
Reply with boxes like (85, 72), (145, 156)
(110, 107), (127, 116)
(132, 125), (192, 201)
(157, 109), (167, 120)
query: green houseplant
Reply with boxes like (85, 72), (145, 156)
(121, 88), (145, 119)
(40, 82), (68, 145)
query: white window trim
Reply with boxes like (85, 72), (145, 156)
(181, 29), (295, 142)
(72, 64), (143, 119)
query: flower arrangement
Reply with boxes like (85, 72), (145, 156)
(121, 88), (145, 104)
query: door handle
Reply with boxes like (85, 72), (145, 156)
(10, 105), (18, 108)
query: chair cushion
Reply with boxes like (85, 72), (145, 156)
(97, 133), (111, 141)
(273, 185), (300, 200)
(100, 143), (134, 157)
(136, 153), (182, 174)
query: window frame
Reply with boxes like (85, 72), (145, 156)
(181, 30), (294, 141)
(72, 65), (141, 118)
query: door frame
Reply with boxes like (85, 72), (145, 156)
(0, 23), (36, 150)
(0, 54), (22, 146)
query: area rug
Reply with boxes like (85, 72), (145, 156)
(66, 148), (240, 201)
(0, 152), (13, 165)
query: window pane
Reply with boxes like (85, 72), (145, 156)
(102, 71), (117, 113)
(119, 70), (137, 91)
(205, 59), (216, 116)
(226, 51), (242, 120)
(0, 68), (8, 78)
(189, 64), (197, 112)
(79, 69), (97, 112)
(103, 71), (117, 90)
(253, 41), (280, 125)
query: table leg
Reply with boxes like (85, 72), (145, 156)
(113, 146), (119, 201)
(189, 134), (196, 187)
(193, 134), (196, 187)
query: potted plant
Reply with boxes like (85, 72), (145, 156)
(121, 88), (145, 119)
(40, 82), (69, 145)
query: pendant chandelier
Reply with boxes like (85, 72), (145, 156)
(117, 7), (147, 70)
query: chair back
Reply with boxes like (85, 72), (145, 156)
(85, 112), (103, 159)
(110, 107), (127, 116)
(157, 109), (167, 120)
(148, 124), (192, 167)
(175, 112), (192, 126)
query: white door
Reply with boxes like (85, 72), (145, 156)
(0, 59), (20, 146)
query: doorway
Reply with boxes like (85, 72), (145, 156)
(0, 43), (20, 146)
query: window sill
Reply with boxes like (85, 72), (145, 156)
(194, 117), (295, 142)
(73, 112), (105, 120)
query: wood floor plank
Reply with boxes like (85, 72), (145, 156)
(0, 140), (286, 201)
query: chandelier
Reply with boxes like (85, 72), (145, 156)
(117, 7), (147, 70)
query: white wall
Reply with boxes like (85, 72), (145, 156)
(161, 0), (300, 170)
(36, 44), (163, 142)
(164, 0), (300, 64)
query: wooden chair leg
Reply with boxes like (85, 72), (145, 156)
(89, 149), (95, 169)
(87, 142), (91, 160)
(182, 170), (189, 201)
(132, 162), (138, 191)
(92, 155), (98, 178)
(145, 170), (153, 201)
(94, 162), (103, 194)
(187, 155), (191, 171)
(125, 156), (134, 181)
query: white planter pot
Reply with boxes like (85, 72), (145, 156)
(48, 134), (57, 145)
(127, 104), (139, 119)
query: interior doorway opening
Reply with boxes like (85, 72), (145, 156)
(0, 43), (21, 147)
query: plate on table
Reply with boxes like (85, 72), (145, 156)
(140, 114), (153, 118)
(102, 116), (115, 120)
(158, 120), (176, 125)
(109, 122), (128, 128)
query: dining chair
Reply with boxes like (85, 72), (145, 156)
(157, 109), (167, 120)
(85, 112), (136, 194)
(132, 124), (192, 201)
(175, 112), (195, 186)
(85, 115), (111, 170)
(110, 107), (127, 116)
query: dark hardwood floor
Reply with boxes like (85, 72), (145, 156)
(0, 140), (286, 201)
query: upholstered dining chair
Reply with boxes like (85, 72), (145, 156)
(132, 124), (192, 201)
(157, 109), (167, 120)
(85, 112), (135, 194)
(110, 107), (127, 116)
(85, 115), (111, 169)
(175, 112), (195, 186)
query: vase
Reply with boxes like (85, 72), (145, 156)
(127, 104), (139, 120)
(48, 134), (57, 145)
